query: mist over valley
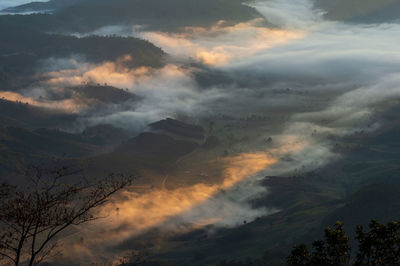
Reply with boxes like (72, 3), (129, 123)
(1, 0), (400, 265)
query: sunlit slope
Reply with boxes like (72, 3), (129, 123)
(314, 0), (400, 22)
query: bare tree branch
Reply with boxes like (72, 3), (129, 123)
(0, 166), (134, 266)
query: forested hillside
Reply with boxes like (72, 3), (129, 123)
(1, 0), (263, 32)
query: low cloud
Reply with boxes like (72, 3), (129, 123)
(134, 18), (305, 66)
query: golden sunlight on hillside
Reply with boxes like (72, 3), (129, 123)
(0, 91), (92, 113)
(63, 152), (277, 260)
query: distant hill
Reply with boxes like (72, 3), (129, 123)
(81, 124), (132, 145)
(0, 22), (165, 68)
(0, 22), (165, 90)
(313, 0), (400, 23)
(149, 118), (205, 142)
(71, 85), (137, 104)
(0, 126), (95, 173)
(85, 119), (204, 174)
(2, 0), (81, 13)
(0, 123), (133, 174)
(81, 131), (199, 175)
(1, 0), (263, 33)
(116, 132), (198, 157)
(0, 99), (77, 129)
(0, 117), (203, 175)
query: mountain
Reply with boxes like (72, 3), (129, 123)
(2, 0), (81, 13)
(1, 0), (263, 32)
(313, 0), (400, 23)
(0, 22), (165, 68)
(0, 21), (165, 91)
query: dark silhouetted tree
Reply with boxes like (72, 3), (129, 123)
(287, 222), (350, 266)
(286, 244), (311, 266)
(0, 166), (133, 266)
(355, 220), (400, 265)
(288, 220), (400, 265)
